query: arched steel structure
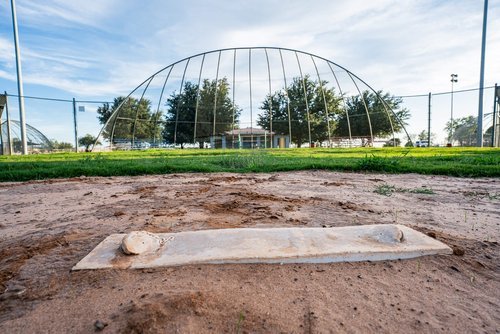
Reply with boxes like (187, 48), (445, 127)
(93, 47), (411, 150)
(1, 119), (52, 154)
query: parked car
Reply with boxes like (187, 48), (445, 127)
(415, 140), (429, 147)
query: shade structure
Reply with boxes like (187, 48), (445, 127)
(1, 119), (52, 154)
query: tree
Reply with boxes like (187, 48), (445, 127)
(257, 75), (342, 147)
(444, 116), (477, 146)
(96, 97), (162, 144)
(484, 125), (494, 147)
(334, 91), (410, 141)
(418, 130), (428, 141)
(383, 138), (401, 147)
(79, 134), (101, 152)
(163, 78), (240, 148)
(49, 140), (73, 150)
(416, 130), (436, 145)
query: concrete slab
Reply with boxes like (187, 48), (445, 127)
(72, 224), (452, 270)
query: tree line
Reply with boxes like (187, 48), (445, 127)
(96, 76), (410, 148)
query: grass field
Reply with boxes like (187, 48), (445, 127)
(0, 147), (499, 182)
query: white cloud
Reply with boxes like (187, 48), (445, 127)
(0, 37), (15, 64)
(1, 0), (499, 143)
(14, 0), (121, 29)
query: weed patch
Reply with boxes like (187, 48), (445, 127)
(356, 155), (401, 172)
(374, 183), (435, 196)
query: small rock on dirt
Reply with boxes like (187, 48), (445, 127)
(452, 247), (465, 256)
(94, 320), (107, 331)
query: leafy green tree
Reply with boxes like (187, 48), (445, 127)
(484, 125), (494, 146)
(49, 139), (73, 150)
(334, 91), (410, 141)
(383, 138), (401, 147)
(257, 75), (342, 147)
(97, 97), (162, 144)
(163, 78), (240, 148)
(418, 130), (427, 141)
(416, 130), (436, 145)
(79, 134), (101, 152)
(445, 116), (477, 146)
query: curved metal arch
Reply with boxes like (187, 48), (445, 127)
(231, 49), (236, 148)
(327, 62), (352, 144)
(311, 55), (332, 146)
(295, 51), (312, 146)
(264, 48), (273, 148)
(131, 76), (154, 147)
(279, 49), (293, 142)
(1, 119), (52, 149)
(212, 51), (222, 139)
(378, 93), (413, 146)
(193, 54), (206, 143)
(347, 72), (374, 145)
(174, 58), (191, 145)
(153, 65), (175, 145)
(92, 46), (412, 150)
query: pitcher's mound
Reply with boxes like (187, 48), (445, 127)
(73, 224), (452, 270)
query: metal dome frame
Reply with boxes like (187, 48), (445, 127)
(1, 119), (52, 154)
(93, 47), (411, 150)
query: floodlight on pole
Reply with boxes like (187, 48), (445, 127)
(449, 74), (458, 145)
(10, 0), (28, 154)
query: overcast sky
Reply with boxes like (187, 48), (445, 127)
(0, 0), (499, 144)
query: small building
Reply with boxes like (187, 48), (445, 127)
(210, 127), (290, 149)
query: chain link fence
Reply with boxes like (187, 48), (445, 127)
(397, 85), (498, 147)
(1, 84), (499, 154)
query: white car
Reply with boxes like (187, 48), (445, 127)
(415, 140), (429, 147)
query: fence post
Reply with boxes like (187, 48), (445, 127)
(73, 98), (78, 152)
(493, 83), (499, 147)
(0, 94), (3, 155)
(427, 92), (431, 147)
(4, 91), (12, 155)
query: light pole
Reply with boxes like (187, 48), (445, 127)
(449, 74), (458, 145)
(477, 0), (488, 147)
(10, 0), (28, 155)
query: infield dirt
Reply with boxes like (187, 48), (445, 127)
(0, 171), (498, 333)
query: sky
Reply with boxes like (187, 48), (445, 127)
(0, 0), (499, 145)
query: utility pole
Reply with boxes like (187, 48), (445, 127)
(477, 0), (488, 147)
(10, 0), (28, 154)
(4, 92), (13, 155)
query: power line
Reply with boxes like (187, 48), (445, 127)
(3, 84), (496, 104)
(4, 93), (111, 104)
(396, 85), (496, 98)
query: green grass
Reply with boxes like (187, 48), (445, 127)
(373, 184), (436, 196)
(0, 147), (499, 182)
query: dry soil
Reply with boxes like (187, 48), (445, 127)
(0, 171), (499, 333)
